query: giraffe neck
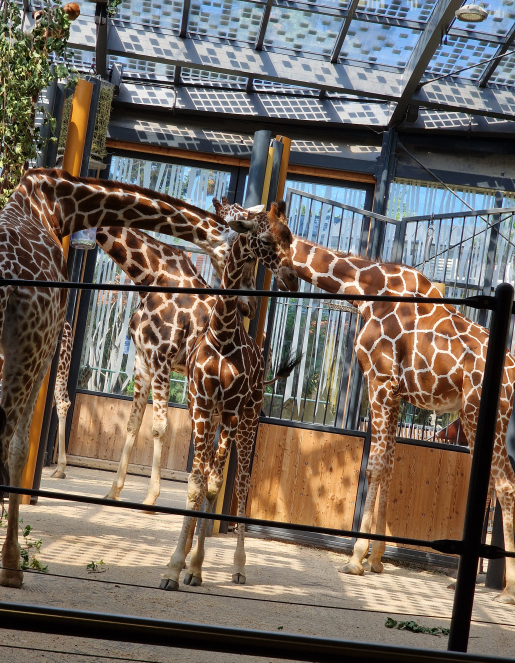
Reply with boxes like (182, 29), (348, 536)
(15, 169), (233, 277)
(95, 227), (181, 287)
(291, 237), (442, 314)
(208, 235), (250, 344)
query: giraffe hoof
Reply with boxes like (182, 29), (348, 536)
(494, 590), (515, 605)
(50, 470), (66, 479)
(104, 493), (120, 501)
(232, 573), (246, 585)
(362, 559), (371, 571)
(369, 561), (384, 574)
(447, 580), (456, 590)
(159, 578), (179, 591)
(0, 569), (23, 588)
(184, 573), (202, 587)
(338, 562), (364, 576)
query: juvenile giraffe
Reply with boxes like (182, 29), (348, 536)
(160, 201), (298, 590)
(51, 208), (260, 499)
(289, 241), (515, 604)
(0, 167), (258, 588)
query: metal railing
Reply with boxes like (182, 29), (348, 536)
(0, 276), (512, 657)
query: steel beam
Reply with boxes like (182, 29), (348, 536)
(255, 0), (273, 51)
(479, 22), (515, 88)
(180, 0), (190, 38)
(330, 0), (359, 64)
(389, 0), (463, 125)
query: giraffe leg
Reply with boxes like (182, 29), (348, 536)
(495, 484), (515, 604)
(50, 398), (70, 479)
(186, 416), (231, 587)
(106, 350), (151, 500)
(144, 356), (175, 506)
(231, 405), (259, 585)
(160, 412), (217, 590)
(340, 396), (397, 576)
(1, 354), (54, 588)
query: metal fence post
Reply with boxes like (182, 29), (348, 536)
(447, 282), (514, 652)
(478, 191), (503, 327)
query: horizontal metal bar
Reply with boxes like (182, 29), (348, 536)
(0, 485), (466, 552)
(288, 188), (400, 224)
(1, 602), (513, 663)
(402, 207), (515, 224)
(0, 279), (495, 308)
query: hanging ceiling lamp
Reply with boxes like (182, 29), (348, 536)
(455, 4), (488, 22)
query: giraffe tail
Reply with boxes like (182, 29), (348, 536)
(264, 352), (303, 386)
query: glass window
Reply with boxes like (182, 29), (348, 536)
(187, 0), (264, 43)
(340, 21), (420, 67)
(265, 8), (343, 56)
(79, 156), (232, 399)
(426, 36), (498, 79)
(357, 0), (438, 23)
(264, 181), (369, 428)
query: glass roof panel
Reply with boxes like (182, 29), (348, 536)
(357, 0), (438, 23)
(489, 51), (515, 86)
(116, 0), (183, 30)
(453, 0), (515, 38)
(293, 0), (350, 8)
(187, 1), (264, 42)
(340, 21), (420, 67)
(181, 68), (248, 87)
(427, 36), (499, 79)
(109, 54), (174, 79)
(264, 7), (343, 55)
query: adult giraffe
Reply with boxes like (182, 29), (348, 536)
(0, 167), (257, 588)
(289, 239), (515, 604)
(161, 201), (298, 590)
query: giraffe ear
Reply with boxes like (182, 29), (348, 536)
(246, 204), (265, 214)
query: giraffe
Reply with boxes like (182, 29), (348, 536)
(50, 321), (72, 478)
(287, 240), (515, 604)
(50, 206), (259, 498)
(160, 201), (298, 590)
(0, 167), (262, 588)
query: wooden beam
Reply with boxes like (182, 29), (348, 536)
(105, 139), (376, 184)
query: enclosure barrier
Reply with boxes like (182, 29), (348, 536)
(0, 277), (513, 658)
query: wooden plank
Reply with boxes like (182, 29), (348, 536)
(105, 139), (376, 185)
(247, 423), (363, 530)
(67, 393), (192, 472)
(378, 442), (472, 553)
(66, 455), (188, 483)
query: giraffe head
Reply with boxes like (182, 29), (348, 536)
(227, 201), (298, 292)
(213, 197), (261, 318)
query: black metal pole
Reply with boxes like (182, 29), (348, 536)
(1, 601), (514, 663)
(447, 282), (514, 652)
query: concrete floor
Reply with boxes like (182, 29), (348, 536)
(0, 465), (513, 662)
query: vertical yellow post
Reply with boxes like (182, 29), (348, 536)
(212, 144), (277, 532)
(254, 136), (292, 349)
(21, 79), (93, 503)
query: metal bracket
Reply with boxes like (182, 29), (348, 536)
(431, 539), (511, 559)
(431, 539), (463, 555)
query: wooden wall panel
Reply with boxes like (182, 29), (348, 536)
(380, 442), (471, 548)
(246, 424), (364, 530)
(68, 393), (192, 472)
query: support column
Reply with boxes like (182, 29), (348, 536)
(364, 128), (397, 260)
(21, 79), (93, 504)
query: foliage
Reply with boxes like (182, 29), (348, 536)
(385, 618), (449, 636)
(107, 0), (123, 18)
(0, 512), (48, 572)
(0, 0), (76, 207)
(87, 559), (106, 573)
